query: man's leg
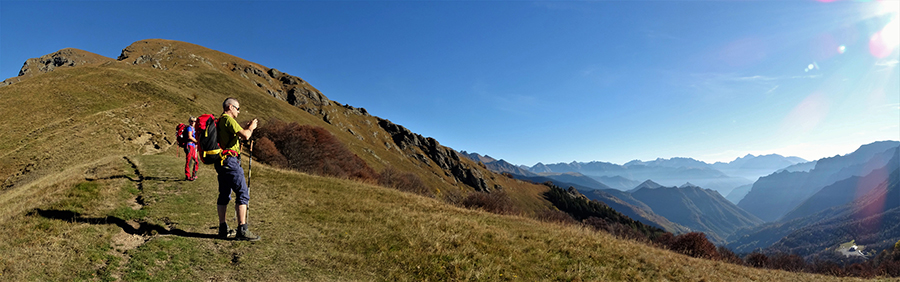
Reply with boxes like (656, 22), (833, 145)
(218, 204), (228, 224)
(236, 204), (248, 225)
(216, 164), (235, 238)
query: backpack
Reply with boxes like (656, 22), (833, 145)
(196, 114), (223, 164)
(175, 123), (188, 148)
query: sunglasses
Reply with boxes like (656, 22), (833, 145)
(232, 105), (240, 111)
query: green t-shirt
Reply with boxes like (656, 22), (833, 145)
(217, 114), (243, 154)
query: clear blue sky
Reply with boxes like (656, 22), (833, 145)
(2, 0), (898, 166)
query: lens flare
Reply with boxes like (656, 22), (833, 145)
(869, 4), (899, 58)
(838, 45), (846, 54)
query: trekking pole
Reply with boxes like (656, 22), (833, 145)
(247, 140), (253, 226)
(248, 140), (253, 188)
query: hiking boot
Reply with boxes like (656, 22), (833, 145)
(236, 224), (261, 241)
(218, 222), (235, 238)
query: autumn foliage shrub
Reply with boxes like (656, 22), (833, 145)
(768, 253), (807, 272)
(254, 119), (377, 181)
(745, 252), (769, 268)
(378, 166), (431, 197)
(462, 190), (519, 215)
(583, 216), (648, 241)
(535, 209), (577, 225)
(668, 232), (719, 260)
(717, 246), (745, 265)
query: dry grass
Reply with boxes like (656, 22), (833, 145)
(0, 154), (872, 281)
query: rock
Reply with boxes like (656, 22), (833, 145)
(16, 48), (113, 78)
(268, 68), (282, 78)
(377, 118), (490, 192)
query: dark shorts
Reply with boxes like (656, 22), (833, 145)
(215, 156), (249, 206)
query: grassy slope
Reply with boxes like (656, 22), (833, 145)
(0, 154), (854, 281)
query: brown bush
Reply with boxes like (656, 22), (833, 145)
(717, 246), (745, 265)
(877, 259), (900, 277)
(768, 253), (807, 272)
(379, 166), (431, 197)
(462, 190), (519, 215)
(669, 232), (719, 260)
(810, 259), (843, 277)
(745, 252), (769, 268)
(583, 217), (648, 241)
(254, 137), (288, 168)
(844, 263), (876, 278)
(652, 232), (676, 250)
(535, 209), (576, 225)
(254, 119), (377, 181)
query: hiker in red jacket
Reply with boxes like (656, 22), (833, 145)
(184, 117), (200, 181)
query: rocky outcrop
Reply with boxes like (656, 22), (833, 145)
(377, 117), (490, 192)
(2, 48), (113, 87)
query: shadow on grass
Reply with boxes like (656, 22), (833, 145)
(84, 175), (187, 182)
(30, 209), (222, 240)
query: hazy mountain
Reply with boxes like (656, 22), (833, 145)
(711, 154), (807, 181)
(528, 158), (752, 195)
(767, 168), (900, 258)
(539, 172), (611, 190)
(738, 141), (900, 222)
(580, 188), (692, 234)
(530, 162), (553, 173)
(725, 184), (753, 204)
(595, 175), (642, 191)
(629, 180), (664, 192)
(778, 161), (818, 173)
(780, 148), (899, 222)
(729, 167), (900, 258)
(625, 157), (711, 169)
(631, 183), (763, 244)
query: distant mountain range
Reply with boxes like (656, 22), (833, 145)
(462, 141), (900, 254)
(728, 142), (900, 256)
(463, 152), (765, 243)
(630, 183), (763, 244)
(737, 141), (900, 222)
(728, 152), (900, 258)
(461, 153), (805, 199)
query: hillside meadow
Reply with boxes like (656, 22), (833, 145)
(0, 153), (864, 281)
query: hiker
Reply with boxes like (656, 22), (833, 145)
(184, 117), (200, 181)
(215, 97), (260, 241)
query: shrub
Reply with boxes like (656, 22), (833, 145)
(768, 253), (807, 272)
(669, 232), (719, 260)
(810, 259), (843, 277)
(254, 119), (377, 181)
(844, 263), (876, 278)
(745, 252), (768, 268)
(877, 259), (900, 277)
(717, 246), (744, 265)
(254, 137), (287, 168)
(462, 190), (519, 215)
(379, 166), (431, 197)
(652, 232), (676, 249)
(584, 216), (647, 241)
(535, 209), (576, 225)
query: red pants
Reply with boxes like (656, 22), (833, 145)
(185, 145), (199, 178)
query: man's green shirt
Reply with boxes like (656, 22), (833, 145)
(218, 114), (242, 154)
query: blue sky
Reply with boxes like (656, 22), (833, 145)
(2, 0), (898, 166)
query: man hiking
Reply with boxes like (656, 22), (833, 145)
(184, 117), (200, 181)
(216, 97), (260, 241)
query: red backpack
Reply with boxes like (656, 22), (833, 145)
(196, 114), (223, 164)
(175, 123), (188, 148)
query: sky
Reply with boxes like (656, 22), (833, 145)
(2, 0), (898, 166)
